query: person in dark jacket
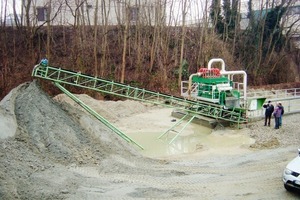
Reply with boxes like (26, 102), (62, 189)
(263, 100), (274, 126)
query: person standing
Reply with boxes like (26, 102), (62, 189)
(278, 102), (284, 127)
(273, 103), (282, 129)
(263, 100), (274, 126)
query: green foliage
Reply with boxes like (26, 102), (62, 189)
(242, 5), (287, 59)
(263, 6), (287, 53)
(210, 0), (240, 39)
(245, 5), (287, 54)
(210, 0), (224, 34)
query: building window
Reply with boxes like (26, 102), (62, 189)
(87, 4), (93, 10)
(37, 7), (47, 21)
(129, 7), (139, 23)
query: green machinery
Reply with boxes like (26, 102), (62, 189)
(181, 58), (248, 111)
(32, 58), (248, 148)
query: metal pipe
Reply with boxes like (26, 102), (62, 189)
(54, 82), (144, 150)
(207, 58), (247, 107)
(208, 58), (225, 71)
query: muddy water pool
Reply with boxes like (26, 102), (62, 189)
(130, 131), (255, 158)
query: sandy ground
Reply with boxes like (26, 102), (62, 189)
(0, 81), (300, 199)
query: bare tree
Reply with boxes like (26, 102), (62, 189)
(65, 0), (85, 69)
(197, 0), (210, 65)
(178, 0), (188, 86)
(149, 13), (160, 73)
(231, 0), (240, 56)
(134, 0), (142, 76)
(121, 0), (129, 83)
(93, 0), (99, 75)
(0, 0), (8, 27)
(46, 0), (52, 61)
(253, 0), (268, 81)
(85, 0), (91, 26)
(23, 0), (32, 27)
(158, 0), (169, 87)
(12, 0), (21, 27)
(100, 0), (111, 77)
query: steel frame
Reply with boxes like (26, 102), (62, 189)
(32, 64), (247, 125)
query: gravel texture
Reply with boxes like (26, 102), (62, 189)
(0, 81), (299, 199)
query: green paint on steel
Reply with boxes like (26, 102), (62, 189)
(54, 82), (144, 150)
(192, 76), (229, 84)
(257, 98), (266, 109)
(157, 113), (196, 144)
(32, 64), (247, 124)
(168, 115), (196, 144)
(158, 113), (189, 139)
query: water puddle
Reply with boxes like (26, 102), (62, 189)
(127, 123), (255, 158)
(118, 108), (254, 158)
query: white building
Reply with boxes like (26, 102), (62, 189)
(18, 0), (166, 27)
(239, 0), (300, 48)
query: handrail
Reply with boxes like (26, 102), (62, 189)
(247, 88), (300, 99)
(32, 64), (247, 124)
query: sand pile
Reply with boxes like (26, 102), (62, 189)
(0, 81), (160, 199)
(54, 93), (154, 123)
(1, 81), (300, 199)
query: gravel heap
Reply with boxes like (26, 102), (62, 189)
(0, 81), (299, 199)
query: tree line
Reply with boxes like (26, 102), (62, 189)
(0, 0), (299, 99)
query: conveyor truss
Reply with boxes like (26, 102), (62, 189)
(32, 63), (248, 149)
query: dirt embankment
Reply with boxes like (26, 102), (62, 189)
(1, 81), (300, 199)
(0, 81), (151, 199)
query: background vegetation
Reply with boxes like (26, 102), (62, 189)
(0, 0), (299, 99)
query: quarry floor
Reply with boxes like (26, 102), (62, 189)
(0, 81), (300, 199)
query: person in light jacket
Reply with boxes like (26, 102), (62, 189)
(278, 102), (284, 127)
(273, 103), (282, 129)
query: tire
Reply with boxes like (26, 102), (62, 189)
(284, 183), (292, 191)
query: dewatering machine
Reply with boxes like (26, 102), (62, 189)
(181, 58), (248, 111)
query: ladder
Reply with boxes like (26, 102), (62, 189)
(158, 114), (196, 144)
(32, 64), (247, 124)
